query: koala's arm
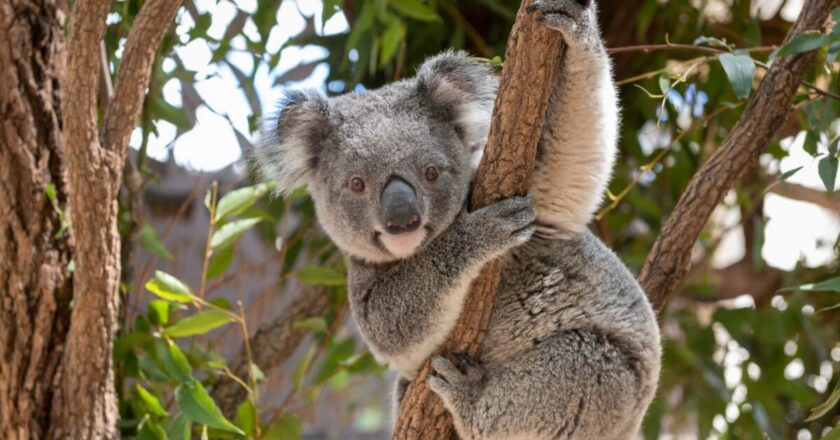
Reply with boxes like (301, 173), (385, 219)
(531, 1), (619, 238)
(347, 197), (534, 378)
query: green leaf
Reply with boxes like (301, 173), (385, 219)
(293, 346), (316, 390)
(147, 271), (193, 303)
(249, 362), (266, 383)
(148, 300), (171, 326)
(234, 400), (256, 437)
(263, 416), (301, 440)
(388, 0), (440, 22)
(804, 131), (819, 157)
(292, 317), (328, 334)
(693, 36), (732, 49)
(209, 218), (262, 250)
(146, 282), (192, 304)
(313, 338), (356, 385)
(657, 75), (670, 95)
(818, 155), (838, 192)
(176, 381), (244, 435)
(159, 341), (193, 383)
(214, 183), (272, 222)
(137, 417), (167, 440)
(786, 276), (840, 293)
(164, 414), (191, 440)
(379, 20), (403, 67)
(774, 31), (832, 58)
(346, 352), (382, 373)
(778, 166), (804, 182)
(139, 224), (174, 261)
(135, 384), (169, 417)
(164, 310), (233, 338)
(346, 4), (375, 50)
(296, 266), (345, 286)
(718, 52), (755, 99)
(206, 246), (233, 280)
(807, 378), (840, 421)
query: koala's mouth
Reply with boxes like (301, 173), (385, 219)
(373, 225), (430, 259)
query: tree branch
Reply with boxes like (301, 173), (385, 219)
(212, 286), (332, 417)
(637, 0), (840, 313)
(392, 2), (565, 438)
(769, 180), (840, 213)
(56, 0), (119, 437)
(101, 0), (183, 158)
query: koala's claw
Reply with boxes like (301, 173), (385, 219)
(429, 356), (485, 410)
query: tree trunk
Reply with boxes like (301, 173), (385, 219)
(0, 1), (76, 438)
(392, 1), (565, 438)
(1, 0), (183, 437)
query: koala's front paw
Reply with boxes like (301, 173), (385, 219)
(467, 196), (536, 256)
(428, 354), (485, 414)
(527, 0), (599, 47)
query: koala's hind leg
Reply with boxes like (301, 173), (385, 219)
(428, 330), (656, 440)
(528, 0), (619, 239)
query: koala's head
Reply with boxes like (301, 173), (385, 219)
(254, 51), (497, 263)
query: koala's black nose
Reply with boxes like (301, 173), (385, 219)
(381, 178), (421, 234)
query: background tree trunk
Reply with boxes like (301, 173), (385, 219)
(0, 1), (75, 438)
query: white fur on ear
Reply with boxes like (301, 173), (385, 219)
(416, 50), (497, 170)
(252, 90), (331, 194)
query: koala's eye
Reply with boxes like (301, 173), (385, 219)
(424, 166), (439, 182)
(349, 176), (366, 193)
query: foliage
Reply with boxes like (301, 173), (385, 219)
(117, 181), (385, 439)
(103, 0), (840, 438)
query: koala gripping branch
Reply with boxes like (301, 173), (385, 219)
(392, 2), (566, 439)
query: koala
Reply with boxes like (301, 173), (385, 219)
(255, 0), (661, 438)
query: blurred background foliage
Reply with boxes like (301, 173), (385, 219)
(99, 0), (840, 438)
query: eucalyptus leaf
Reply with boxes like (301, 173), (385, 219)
(718, 52), (755, 99)
(292, 317), (328, 334)
(164, 310), (233, 338)
(135, 384), (169, 417)
(818, 155), (838, 192)
(214, 183), (272, 222)
(210, 218), (263, 250)
(176, 381), (244, 435)
(263, 416), (301, 440)
(139, 224), (174, 261)
(389, 0), (440, 22)
(784, 276), (840, 293)
(774, 32), (832, 59)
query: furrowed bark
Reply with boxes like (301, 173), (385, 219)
(638, 0), (840, 312)
(392, 2), (565, 438)
(54, 0), (183, 437)
(0, 1), (71, 438)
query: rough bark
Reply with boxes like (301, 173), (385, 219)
(213, 286), (332, 416)
(0, 1), (72, 438)
(638, 0), (840, 312)
(392, 2), (565, 438)
(47, 0), (181, 437)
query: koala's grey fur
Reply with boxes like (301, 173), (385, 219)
(254, 0), (661, 438)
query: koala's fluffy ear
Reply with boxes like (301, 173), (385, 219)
(253, 90), (331, 194)
(416, 50), (497, 158)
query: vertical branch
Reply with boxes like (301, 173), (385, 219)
(56, 0), (184, 437)
(392, 1), (566, 438)
(638, 0), (840, 311)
